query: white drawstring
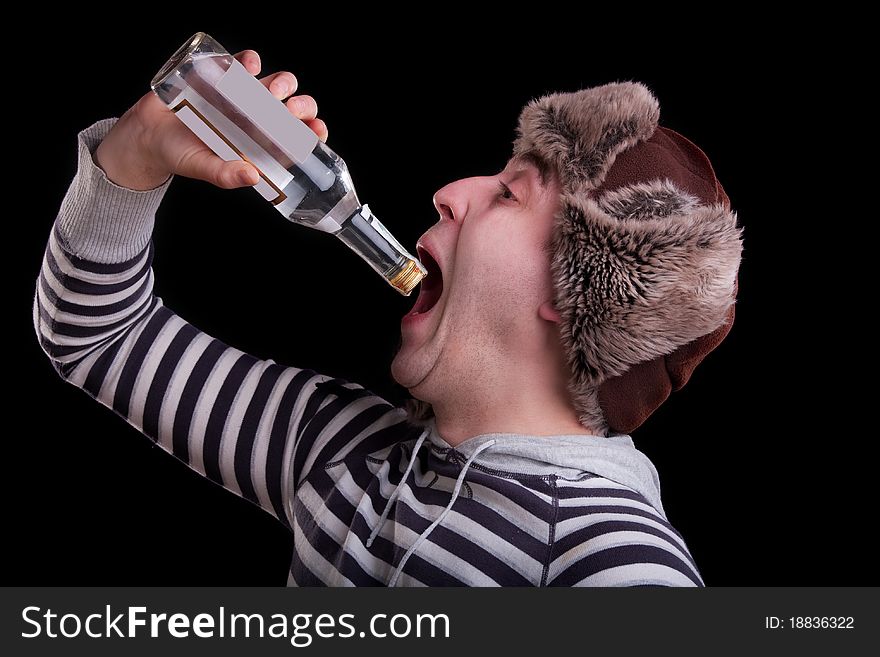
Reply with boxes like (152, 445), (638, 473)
(365, 428), (430, 549)
(388, 439), (496, 587)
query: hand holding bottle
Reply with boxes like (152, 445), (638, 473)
(94, 49), (327, 192)
(97, 31), (424, 295)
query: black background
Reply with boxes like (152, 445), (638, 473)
(10, 16), (868, 586)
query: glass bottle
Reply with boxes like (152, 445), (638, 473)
(150, 32), (426, 295)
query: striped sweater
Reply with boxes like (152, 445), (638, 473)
(33, 118), (705, 587)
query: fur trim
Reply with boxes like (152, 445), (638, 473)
(512, 82), (660, 192)
(551, 183), (743, 395)
(566, 386), (609, 437)
(597, 178), (701, 221)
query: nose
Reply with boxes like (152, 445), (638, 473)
(432, 177), (476, 225)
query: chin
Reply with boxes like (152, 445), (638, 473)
(390, 349), (433, 394)
(390, 350), (417, 389)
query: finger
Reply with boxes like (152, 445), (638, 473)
(305, 118), (328, 143)
(258, 71), (299, 100)
(285, 94), (318, 121)
(233, 50), (261, 76)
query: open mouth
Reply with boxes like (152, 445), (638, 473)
(409, 245), (444, 315)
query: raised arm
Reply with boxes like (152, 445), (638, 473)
(34, 50), (403, 531)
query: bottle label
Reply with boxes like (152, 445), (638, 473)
(216, 60), (319, 165)
(172, 99), (282, 203)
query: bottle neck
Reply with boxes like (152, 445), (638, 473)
(335, 205), (426, 295)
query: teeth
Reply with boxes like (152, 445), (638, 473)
(417, 245), (430, 266)
(410, 245), (443, 315)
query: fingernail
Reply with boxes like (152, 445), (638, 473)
(239, 168), (255, 185)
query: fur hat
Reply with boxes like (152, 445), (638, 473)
(512, 82), (743, 435)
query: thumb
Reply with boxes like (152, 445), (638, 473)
(214, 159), (260, 189)
(180, 149), (260, 189)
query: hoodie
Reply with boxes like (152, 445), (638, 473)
(34, 118), (704, 587)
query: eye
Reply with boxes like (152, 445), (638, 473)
(497, 181), (517, 202)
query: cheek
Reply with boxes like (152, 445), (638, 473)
(455, 227), (549, 303)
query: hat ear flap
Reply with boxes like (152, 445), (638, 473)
(551, 184), (743, 389)
(597, 178), (701, 220)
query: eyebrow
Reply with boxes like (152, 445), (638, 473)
(510, 152), (551, 188)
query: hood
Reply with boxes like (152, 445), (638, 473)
(367, 415), (667, 586)
(423, 416), (667, 520)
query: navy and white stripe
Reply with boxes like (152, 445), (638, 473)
(33, 117), (705, 587)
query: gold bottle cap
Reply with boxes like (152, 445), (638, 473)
(388, 258), (428, 296)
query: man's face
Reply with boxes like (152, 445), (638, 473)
(391, 158), (562, 402)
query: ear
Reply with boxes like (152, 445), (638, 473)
(538, 300), (561, 323)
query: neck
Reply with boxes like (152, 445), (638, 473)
(428, 367), (598, 447)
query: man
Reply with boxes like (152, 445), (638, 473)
(34, 49), (741, 586)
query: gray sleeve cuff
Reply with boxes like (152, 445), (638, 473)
(55, 117), (174, 263)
